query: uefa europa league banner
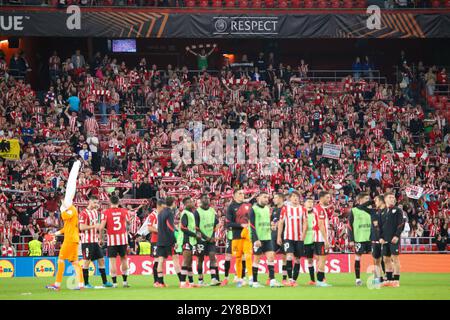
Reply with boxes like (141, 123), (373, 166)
(0, 8), (449, 38)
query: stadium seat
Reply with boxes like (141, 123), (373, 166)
(304, 0), (314, 7)
(343, 0), (353, 8)
(419, 245), (426, 252)
(355, 0), (365, 7)
(265, 0), (274, 7)
(279, 0), (288, 8)
(432, 0), (442, 8)
(225, 0), (235, 7)
(291, 0), (301, 7)
(238, 0), (249, 7)
(446, 0), (450, 8)
(435, 102), (444, 110)
(252, 0), (262, 7)
(212, 0), (222, 6)
(186, 0), (196, 6)
(331, 0), (340, 8)
(317, 0), (327, 8)
(103, 0), (114, 5)
(199, 0), (209, 7)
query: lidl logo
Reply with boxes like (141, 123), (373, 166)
(79, 260), (96, 276)
(34, 259), (55, 277)
(0, 260), (14, 278)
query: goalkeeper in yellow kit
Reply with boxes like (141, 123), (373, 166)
(46, 160), (84, 291)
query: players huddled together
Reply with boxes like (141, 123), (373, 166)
(45, 161), (406, 290)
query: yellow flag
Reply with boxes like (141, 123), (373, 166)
(0, 139), (20, 160)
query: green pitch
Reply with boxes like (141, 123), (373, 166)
(1, 273), (449, 300)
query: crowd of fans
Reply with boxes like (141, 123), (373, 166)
(0, 46), (448, 257)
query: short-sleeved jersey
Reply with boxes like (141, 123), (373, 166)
(79, 208), (99, 244)
(60, 205), (79, 243)
(280, 204), (305, 241)
(313, 204), (329, 243)
(101, 207), (129, 246)
(148, 210), (158, 243)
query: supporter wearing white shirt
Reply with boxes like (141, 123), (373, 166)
(78, 143), (92, 164)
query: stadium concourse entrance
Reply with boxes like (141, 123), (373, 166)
(2, 36), (450, 90)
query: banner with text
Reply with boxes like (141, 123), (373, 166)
(322, 143), (342, 160)
(0, 9), (449, 38)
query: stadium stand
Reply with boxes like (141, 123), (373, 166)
(0, 44), (448, 257)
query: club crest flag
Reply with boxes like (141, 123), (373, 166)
(0, 139), (20, 160)
(405, 185), (424, 199)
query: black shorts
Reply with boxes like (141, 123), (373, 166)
(194, 241), (216, 256)
(181, 242), (194, 252)
(272, 238), (285, 254)
(108, 245), (127, 258)
(382, 242), (400, 257)
(82, 243), (104, 261)
(225, 239), (232, 254)
(156, 245), (175, 258)
(314, 242), (327, 256)
(283, 240), (304, 258)
(371, 243), (382, 259)
(253, 240), (274, 255)
(151, 243), (157, 257)
(355, 241), (372, 255)
(304, 244), (314, 259)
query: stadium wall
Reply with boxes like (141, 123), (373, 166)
(1, 255), (449, 278)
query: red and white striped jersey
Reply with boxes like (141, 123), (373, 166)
(68, 115), (77, 132)
(313, 204), (329, 243)
(32, 207), (45, 220)
(79, 208), (100, 244)
(148, 210), (158, 243)
(43, 240), (55, 256)
(84, 117), (99, 135)
(101, 208), (130, 246)
(1, 245), (13, 257)
(129, 212), (141, 235)
(280, 205), (305, 241)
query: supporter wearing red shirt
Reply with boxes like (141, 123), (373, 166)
(44, 192), (60, 213)
(89, 174), (102, 196)
(436, 68), (447, 85)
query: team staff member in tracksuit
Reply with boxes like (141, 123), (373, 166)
(194, 193), (220, 286)
(155, 196), (181, 287)
(372, 195), (386, 285)
(380, 192), (405, 288)
(348, 192), (373, 286)
(271, 193), (288, 285)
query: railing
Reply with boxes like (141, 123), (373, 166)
(401, 236), (448, 253)
(425, 82), (450, 109)
(308, 69), (381, 81)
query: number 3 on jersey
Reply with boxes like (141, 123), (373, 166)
(113, 216), (122, 231)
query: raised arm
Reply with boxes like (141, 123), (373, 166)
(61, 160), (81, 212)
